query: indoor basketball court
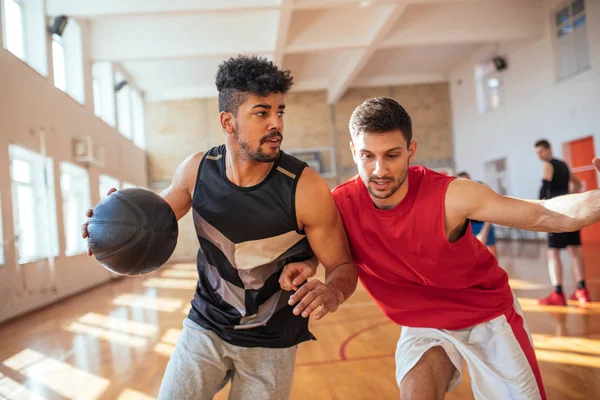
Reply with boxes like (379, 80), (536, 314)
(1, 0), (600, 399)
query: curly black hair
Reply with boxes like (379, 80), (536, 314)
(215, 55), (294, 115)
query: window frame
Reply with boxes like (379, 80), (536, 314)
(551, 0), (590, 82)
(9, 145), (59, 264)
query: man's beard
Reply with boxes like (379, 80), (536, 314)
(365, 167), (408, 200)
(235, 128), (283, 163)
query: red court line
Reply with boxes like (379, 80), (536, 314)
(296, 353), (394, 367)
(339, 321), (392, 361)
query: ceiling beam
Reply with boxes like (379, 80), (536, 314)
(379, 2), (543, 48)
(89, 13), (278, 62)
(274, 0), (294, 67)
(327, 4), (407, 104)
(292, 0), (520, 10)
(46, 0), (279, 17)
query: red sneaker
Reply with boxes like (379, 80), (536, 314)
(569, 289), (591, 304)
(538, 290), (567, 306)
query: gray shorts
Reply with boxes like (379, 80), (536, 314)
(157, 318), (298, 400)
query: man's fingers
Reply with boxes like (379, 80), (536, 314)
(314, 304), (331, 320)
(107, 187), (117, 195)
(279, 270), (296, 291)
(288, 279), (318, 306)
(292, 266), (314, 286)
(297, 294), (327, 318)
(292, 290), (321, 316)
(85, 208), (93, 218)
(593, 158), (600, 172)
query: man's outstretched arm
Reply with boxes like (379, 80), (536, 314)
(447, 158), (600, 233)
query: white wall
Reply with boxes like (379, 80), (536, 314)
(449, 0), (600, 200)
(0, 13), (148, 323)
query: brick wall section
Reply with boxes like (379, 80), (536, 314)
(145, 83), (454, 258)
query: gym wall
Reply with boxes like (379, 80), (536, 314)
(0, 20), (148, 323)
(145, 83), (454, 260)
(450, 0), (600, 201)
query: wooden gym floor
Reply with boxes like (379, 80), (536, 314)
(0, 240), (599, 400)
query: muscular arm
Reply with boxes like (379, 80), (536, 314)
(295, 168), (358, 304)
(446, 173), (600, 235)
(160, 152), (204, 220)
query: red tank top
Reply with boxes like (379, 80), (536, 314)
(332, 166), (513, 330)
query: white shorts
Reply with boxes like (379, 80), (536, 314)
(395, 295), (546, 400)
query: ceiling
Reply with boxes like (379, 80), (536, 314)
(46, 0), (544, 103)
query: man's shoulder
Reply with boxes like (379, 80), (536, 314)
(332, 175), (361, 196)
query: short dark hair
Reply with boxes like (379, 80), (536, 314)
(534, 139), (551, 149)
(457, 171), (471, 179)
(349, 97), (413, 143)
(215, 55), (294, 115)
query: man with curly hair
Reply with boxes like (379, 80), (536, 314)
(152, 55), (358, 399)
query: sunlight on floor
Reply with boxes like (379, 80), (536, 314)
(143, 278), (197, 290)
(160, 270), (198, 279)
(508, 278), (547, 290)
(517, 298), (600, 314)
(3, 348), (110, 400)
(536, 349), (600, 368)
(65, 322), (148, 348)
(112, 294), (184, 312)
(168, 263), (197, 271)
(0, 375), (46, 400)
(153, 328), (182, 358)
(78, 312), (159, 337)
(116, 388), (156, 400)
(533, 334), (600, 356)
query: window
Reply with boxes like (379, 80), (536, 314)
(92, 62), (116, 127)
(1, 0), (47, 75)
(554, 0), (589, 80)
(116, 72), (133, 139)
(52, 36), (66, 91)
(9, 145), (59, 263)
(99, 175), (120, 199)
(475, 58), (503, 114)
(3, 0), (23, 59)
(60, 163), (91, 256)
(51, 18), (85, 103)
(131, 89), (146, 149)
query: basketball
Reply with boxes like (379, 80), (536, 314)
(86, 188), (178, 276)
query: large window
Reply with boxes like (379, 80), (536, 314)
(51, 18), (85, 103)
(115, 71), (146, 148)
(115, 71), (132, 140)
(1, 0), (47, 75)
(99, 175), (120, 199)
(475, 58), (503, 114)
(554, 0), (589, 80)
(60, 162), (91, 256)
(92, 62), (116, 127)
(9, 145), (59, 263)
(131, 89), (146, 150)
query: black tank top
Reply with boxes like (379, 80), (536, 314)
(187, 145), (316, 348)
(546, 159), (570, 198)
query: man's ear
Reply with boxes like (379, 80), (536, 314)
(220, 111), (235, 135)
(408, 140), (418, 164)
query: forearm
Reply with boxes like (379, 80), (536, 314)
(542, 189), (600, 231)
(325, 262), (358, 304)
